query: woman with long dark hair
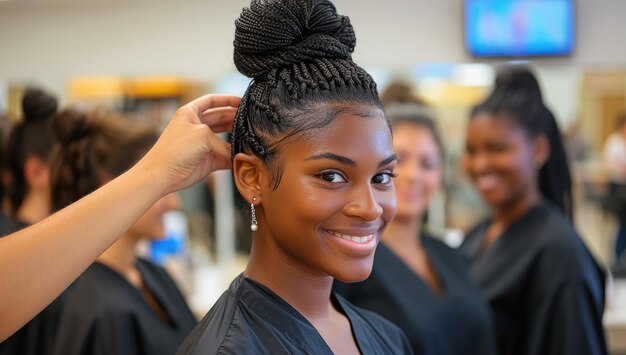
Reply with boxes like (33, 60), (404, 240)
(460, 66), (606, 355)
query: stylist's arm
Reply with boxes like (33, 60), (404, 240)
(0, 94), (240, 341)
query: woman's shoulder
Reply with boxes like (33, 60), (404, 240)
(532, 203), (585, 252)
(177, 277), (243, 354)
(135, 257), (182, 290)
(459, 219), (490, 256)
(63, 264), (131, 316)
(423, 234), (462, 257)
(423, 234), (470, 267)
(178, 275), (299, 354)
(530, 204), (605, 285)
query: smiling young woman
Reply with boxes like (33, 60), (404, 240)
(459, 67), (607, 355)
(176, 0), (411, 354)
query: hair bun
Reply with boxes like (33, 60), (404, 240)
(494, 66), (543, 100)
(22, 87), (58, 123)
(234, 0), (356, 78)
(53, 109), (94, 146)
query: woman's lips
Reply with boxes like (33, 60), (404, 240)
(325, 230), (379, 256)
(475, 173), (500, 192)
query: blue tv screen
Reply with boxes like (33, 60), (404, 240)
(464, 0), (574, 57)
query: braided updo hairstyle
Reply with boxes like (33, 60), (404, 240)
(49, 109), (158, 212)
(232, 0), (384, 188)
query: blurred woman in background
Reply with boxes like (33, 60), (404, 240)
(460, 66), (606, 355)
(3, 87), (58, 234)
(48, 109), (196, 355)
(335, 99), (496, 355)
(0, 87), (59, 355)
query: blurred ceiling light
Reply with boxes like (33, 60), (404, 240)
(452, 64), (495, 87)
(418, 77), (447, 101)
(411, 63), (455, 82)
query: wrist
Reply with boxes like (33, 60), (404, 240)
(126, 158), (171, 201)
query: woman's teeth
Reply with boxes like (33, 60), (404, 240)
(329, 231), (375, 244)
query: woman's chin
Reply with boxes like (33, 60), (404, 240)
(331, 260), (374, 283)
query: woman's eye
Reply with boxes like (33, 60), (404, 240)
(372, 172), (396, 185)
(422, 157), (440, 170)
(487, 142), (507, 153)
(320, 172), (346, 183)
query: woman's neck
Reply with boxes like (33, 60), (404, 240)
(245, 237), (334, 323)
(482, 189), (542, 252)
(97, 233), (140, 282)
(16, 191), (50, 224)
(492, 189), (541, 227)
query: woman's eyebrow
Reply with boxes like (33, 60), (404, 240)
(304, 152), (356, 166)
(378, 154), (397, 167)
(303, 152), (397, 168)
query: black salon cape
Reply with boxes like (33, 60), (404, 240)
(51, 259), (197, 355)
(0, 292), (68, 355)
(0, 213), (28, 236)
(334, 235), (497, 355)
(460, 201), (607, 355)
(176, 274), (413, 354)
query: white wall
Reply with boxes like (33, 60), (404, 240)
(1, 0), (625, 104)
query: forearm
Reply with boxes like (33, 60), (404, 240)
(0, 163), (168, 340)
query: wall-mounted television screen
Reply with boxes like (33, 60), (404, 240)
(464, 0), (574, 58)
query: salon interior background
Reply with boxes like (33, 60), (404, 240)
(1, 0), (626, 107)
(2, 0), (626, 249)
(2, 0), (626, 264)
(3, 0), (626, 348)
(3, 0), (626, 334)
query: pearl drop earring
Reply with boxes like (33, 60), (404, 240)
(250, 197), (258, 232)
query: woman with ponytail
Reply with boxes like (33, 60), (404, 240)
(47, 109), (196, 355)
(459, 66), (606, 355)
(177, 0), (410, 353)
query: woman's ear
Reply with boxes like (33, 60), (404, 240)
(23, 157), (49, 190)
(533, 134), (551, 169)
(233, 153), (265, 204)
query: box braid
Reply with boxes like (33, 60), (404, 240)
(231, 0), (383, 188)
